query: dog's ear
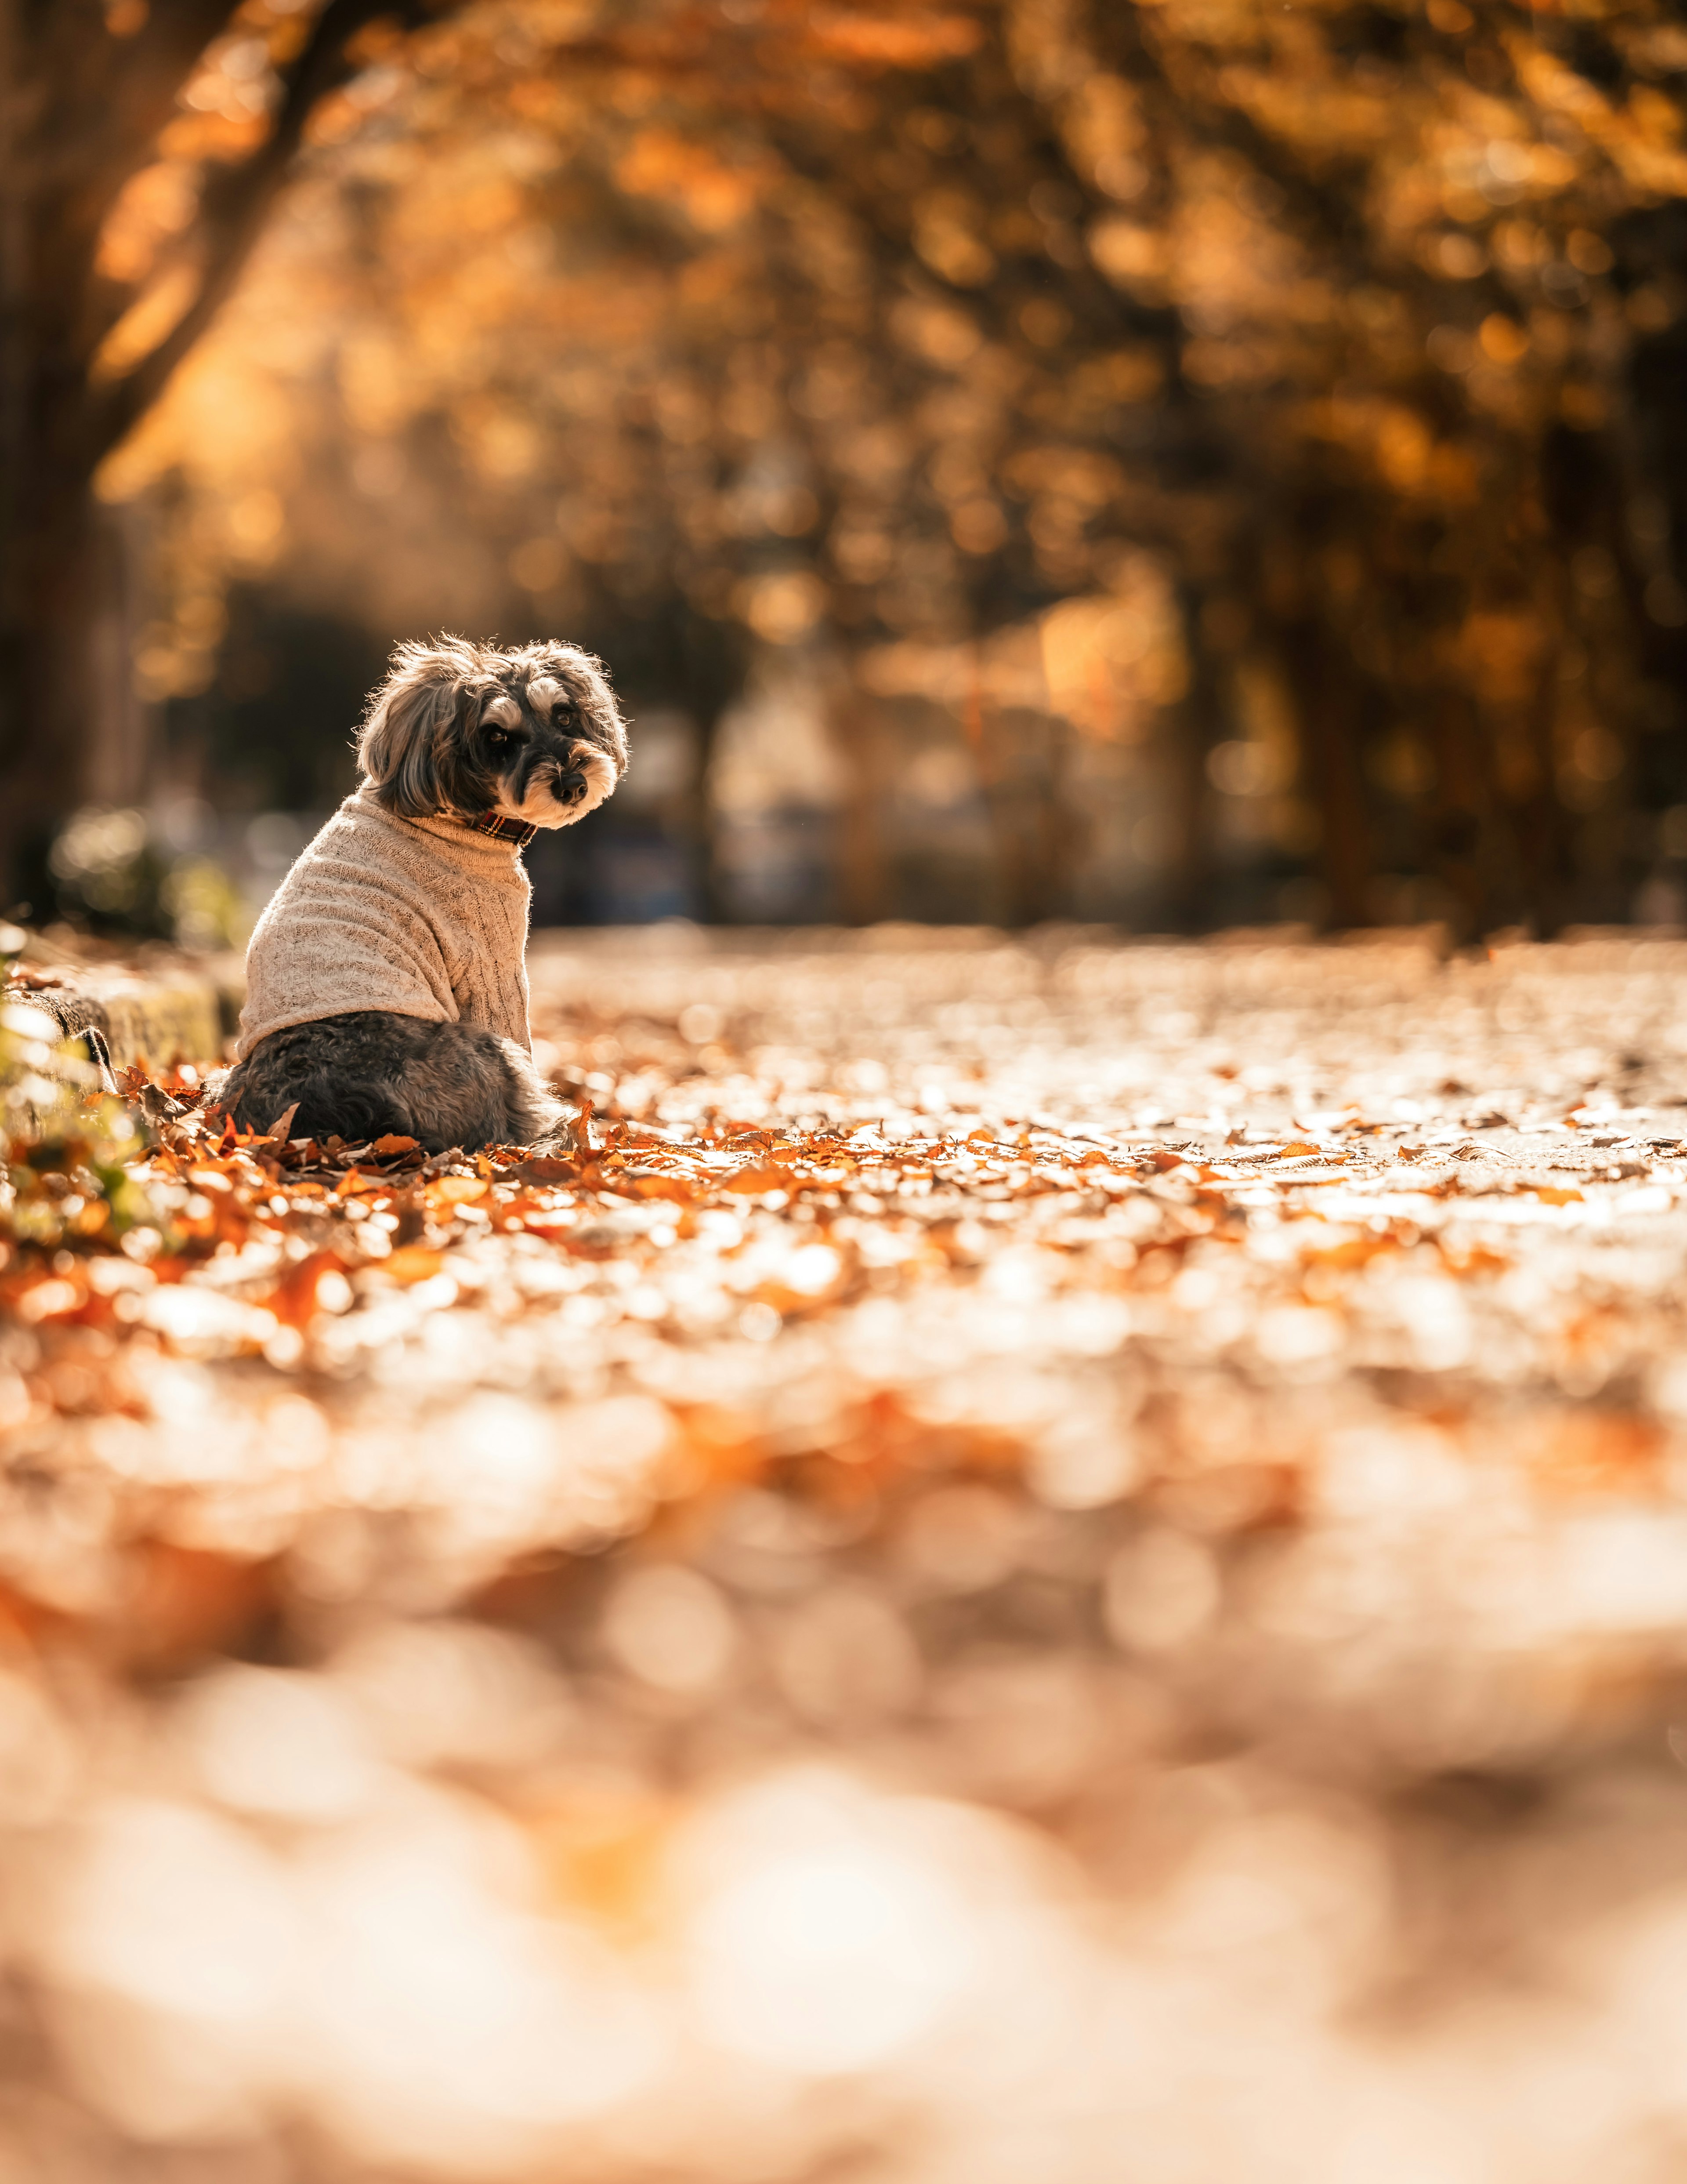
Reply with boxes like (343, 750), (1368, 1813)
(358, 638), (484, 817)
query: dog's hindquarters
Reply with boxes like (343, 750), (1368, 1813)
(218, 1011), (567, 1152)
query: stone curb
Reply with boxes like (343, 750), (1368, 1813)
(14, 955), (244, 1074)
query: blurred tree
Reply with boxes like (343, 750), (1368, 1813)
(0, 0), (464, 910)
(44, 0), (1687, 932)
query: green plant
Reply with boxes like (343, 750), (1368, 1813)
(0, 995), (159, 1260)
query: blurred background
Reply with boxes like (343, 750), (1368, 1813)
(9, 13), (1687, 2180)
(3, 0), (1685, 949)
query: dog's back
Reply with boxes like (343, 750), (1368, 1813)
(236, 788), (531, 1063)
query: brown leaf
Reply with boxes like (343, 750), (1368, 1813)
(139, 1081), (188, 1127)
(507, 1155), (580, 1184)
(616, 1168), (698, 1202)
(723, 1163), (793, 1194)
(125, 1540), (276, 1670)
(266, 1249), (354, 1327)
(424, 1175), (489, 1213)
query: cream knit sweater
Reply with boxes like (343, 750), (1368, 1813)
(236, 787), (533, 1060)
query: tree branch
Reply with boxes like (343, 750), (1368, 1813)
(88, 0), (434, 466)
(39, 0), (248, 266)
(8, 1), (244, 420)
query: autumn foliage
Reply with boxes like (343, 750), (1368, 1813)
(35, 0), (1675, 933)
(7, 929), (1687, 2173)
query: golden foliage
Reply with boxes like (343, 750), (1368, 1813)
(50, 0), (1678, 923)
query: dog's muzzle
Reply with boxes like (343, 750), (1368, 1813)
(530, 744), (616, 824)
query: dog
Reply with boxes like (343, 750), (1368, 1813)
(215, 635), (626, 1152)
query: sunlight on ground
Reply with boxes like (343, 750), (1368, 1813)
(7, 928), (1687, 2179)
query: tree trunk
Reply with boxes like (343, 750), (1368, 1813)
(1281, 619), (1373, 929)
(0, 0), (224, 907)
(1003, 717), (1075, 928)
(0, 327), (156, 912)
(831, 663), (891, 925)
(1516, 567), (1573, 938)
(1165, 580), (1220, 932)
(0, 330), (109, 916)
(684, 698), (732, 925)
(967, 652), (1073, 929)
(0, 0), (440, 909)
(1422, 685), (1492, 943)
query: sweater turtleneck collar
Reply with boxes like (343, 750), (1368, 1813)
(351, 787), (530, 866)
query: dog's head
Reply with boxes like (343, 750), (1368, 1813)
(357, 635), (628, 831)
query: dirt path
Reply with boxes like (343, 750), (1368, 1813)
(5, 926), (1687, 2180)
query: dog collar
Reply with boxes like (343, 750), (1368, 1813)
(464, 811), (538, 849)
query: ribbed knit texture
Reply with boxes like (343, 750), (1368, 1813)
(236, 787), (533, 1060)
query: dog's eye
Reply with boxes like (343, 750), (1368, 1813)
(485, 728), (513, 749)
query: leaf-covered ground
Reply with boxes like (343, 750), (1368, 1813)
(7, 926), (1687, 2182)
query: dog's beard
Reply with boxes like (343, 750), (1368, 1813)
(499, 744), (618, 830)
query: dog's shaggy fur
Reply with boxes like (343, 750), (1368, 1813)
(216, 636), (626, 1153)
(224, 1010), (562, 1153)
(356, 634), (625, 836)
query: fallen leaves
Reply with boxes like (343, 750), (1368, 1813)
(6, 930), (1687, 2183)
(6, 932), (1687, 1575)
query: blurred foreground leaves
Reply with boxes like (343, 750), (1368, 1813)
(7, 932), (1687, 2172)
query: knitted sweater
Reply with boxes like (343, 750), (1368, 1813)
(236, 787), (533, 1060)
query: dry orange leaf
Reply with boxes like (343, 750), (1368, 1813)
(426, 1175), (489, 1208)
(267, 1250), (354, 1327)
(723, 1164), (792, 1194)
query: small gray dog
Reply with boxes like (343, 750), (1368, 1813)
(216, 635), (626, 1152)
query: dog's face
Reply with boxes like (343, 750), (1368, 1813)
(358, 636), (628, 832)
(476, 668), (622, 829)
